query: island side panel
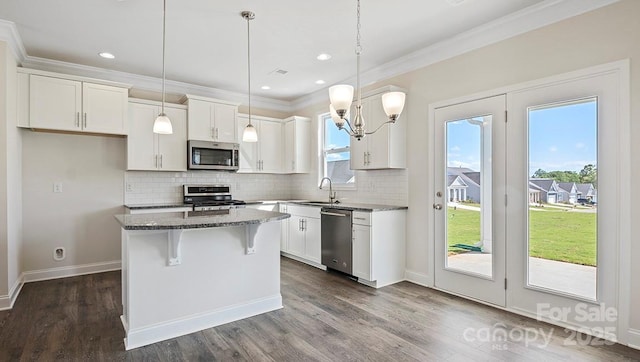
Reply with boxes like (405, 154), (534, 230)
(121, 222), (282, 349)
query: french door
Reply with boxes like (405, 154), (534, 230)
(433, 65), (624, 339)
(433, 95), (507, 307)
(506, 70), (619, 338)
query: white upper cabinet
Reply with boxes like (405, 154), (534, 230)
(283, 116), (311, 173)
(82, 82), (129, 134)
(350, 87), (407, 170)
(237, 114), (282, 173)
(127, 100), (187, 171)
(184, 95), (238, 143)
(27, 72), (129, 135)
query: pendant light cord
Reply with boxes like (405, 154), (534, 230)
(356, 0), (361, 108)
(247, 15), (251, 125)
(161, 0), (167, 115)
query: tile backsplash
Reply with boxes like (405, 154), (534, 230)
(124, 169), (408, 206)
(124, 171), (294, 205)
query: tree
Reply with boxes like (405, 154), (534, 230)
(532, 169), (549, 178)
(579, 164), (597, 186)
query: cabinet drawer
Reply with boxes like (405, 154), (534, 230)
(352, 211), (371, 225)
(286, 204), (320, 218)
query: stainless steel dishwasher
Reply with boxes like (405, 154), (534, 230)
(321, 207), (353, 275)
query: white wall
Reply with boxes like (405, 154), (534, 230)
(0, 40), (22, 308)
(22, 132), (124, 271)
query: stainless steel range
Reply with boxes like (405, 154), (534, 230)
(183, 184), (246, 211)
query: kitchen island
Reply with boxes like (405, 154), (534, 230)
(114, 208), (290, 350)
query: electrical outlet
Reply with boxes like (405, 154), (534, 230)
(53, 182), (63, 193)
(126, 183), (134, 192)
(53, 247), (65, 261)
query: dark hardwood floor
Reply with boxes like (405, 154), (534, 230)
(1, 257), (639, 361)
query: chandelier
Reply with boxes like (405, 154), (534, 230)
(328, 0), (406, 141)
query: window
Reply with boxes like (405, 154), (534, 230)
(321, 113), (355, 186)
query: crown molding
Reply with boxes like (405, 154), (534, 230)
(0, 19), (27, 62)
(291, 0), (619, 111)
(20, 55), (292, 111)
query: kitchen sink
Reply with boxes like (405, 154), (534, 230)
(304, 201), (341, 206)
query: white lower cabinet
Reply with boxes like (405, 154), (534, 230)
(352, 209), (406, 288)
(352, 223), (372, 280)
(280, 204), (323, 268)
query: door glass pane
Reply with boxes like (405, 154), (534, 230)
(527, 98), (597, 300)
(445, 116), (492, 278)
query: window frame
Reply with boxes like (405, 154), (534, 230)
(319, 113), (356, 190)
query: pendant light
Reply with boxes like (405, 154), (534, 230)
(153, 0), (173, 134)
(241, 11), (258, 143)
(328, 0), (405, 141)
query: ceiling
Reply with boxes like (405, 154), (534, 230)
(0, 0), (595, 103)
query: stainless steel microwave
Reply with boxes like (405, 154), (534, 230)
(187, 140), (239, 171)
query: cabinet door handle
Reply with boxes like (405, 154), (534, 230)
(76, 112), (80, 127)
(154, 154), (158, 168)
(216, 127), (219, 139)
(298, 219), (302, 231)
(301, 219), (306, 231)
(211, 127), (215, 139)
(160, 155), (163, 168)
(83, 113), (87, 128)
(354, 217), (366, 220)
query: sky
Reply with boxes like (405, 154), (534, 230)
(446, 99), (597, 175)
(324, 116), (351, 161)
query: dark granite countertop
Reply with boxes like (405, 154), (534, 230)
(115, 208), (290, 230)
(286, 201), (408, 212)
(125, 203), (192, 210)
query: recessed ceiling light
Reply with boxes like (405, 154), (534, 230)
(315, 80), (326, 85)
(261, 85), (271, 90)
(316, 53), (332, 61)
(99, 52), (115, 59)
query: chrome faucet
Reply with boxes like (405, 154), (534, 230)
(319, 177), (337, 205)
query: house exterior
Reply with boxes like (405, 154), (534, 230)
(576, 183), (598, 203)
(447, 167), (480, 202)
(557, 182), (578, 204)
(447, 175), (468, 202)
(529, 179), (560, 204)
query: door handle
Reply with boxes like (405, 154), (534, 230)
(215, 127), (219, 139)
(160, 155), (163, 168)
(154, 154), (158, 168)
(76, 112), (80, 127)
(211, 127), (215, 139)
(301, 219), (306, 231)
(83, 113), (87, 128)
(433, 204), (443, 210)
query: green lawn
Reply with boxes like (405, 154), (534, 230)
(447, 207), (596, 266)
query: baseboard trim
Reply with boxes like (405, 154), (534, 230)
(22, 260), (121, 283)
(0, 274), (25, 311)
(122, 294), (283, 350)
(628, 328), (640, 350)
(280, 252), (327, 270)
(404, 270), (431, 287)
